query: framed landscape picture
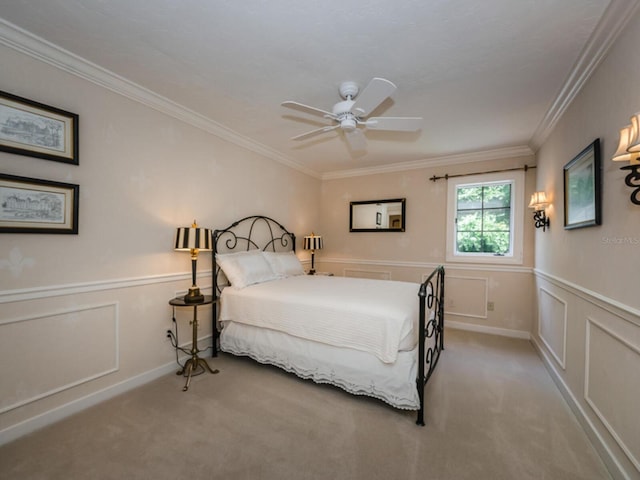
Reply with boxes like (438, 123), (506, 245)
(0, 173), (79, 234)
(0, 90), (79, 165)
(563, 139), (601, 230)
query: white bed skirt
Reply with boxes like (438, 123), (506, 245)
(220, 321), (420, 410)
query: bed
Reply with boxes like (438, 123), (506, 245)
(210, 216), (444, 425)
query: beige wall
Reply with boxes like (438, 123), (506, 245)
(0, 44), (320, 440)
(532, 10), (640, 480)
(318, 155), (537, 337)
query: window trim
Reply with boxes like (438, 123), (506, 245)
(445, 170), (525, 265)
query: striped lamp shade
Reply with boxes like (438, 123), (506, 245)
(303, 234), (323, 251)
(174, 222), (212, 251)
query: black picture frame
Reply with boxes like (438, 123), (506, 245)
(563, 139), (601, 230)
(0, 173), (79, 234)
(376, 212), (382, 225)
(0, 90), (79, 165)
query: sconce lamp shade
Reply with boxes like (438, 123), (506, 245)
(528, 191), (548, 211)
(303, 234), (323, 251)
(174, 221), (211, 303)
(628, 114), (640, 154)
(613, 125), (636, 162)
(612, 115), (640, 206)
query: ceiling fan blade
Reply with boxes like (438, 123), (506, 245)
(344, 129), (367, 151)
(291, 124), (339, 141)
(350, 78), (396, 117)
(282, 101), (337, 119)
(364, 117), (423, 132)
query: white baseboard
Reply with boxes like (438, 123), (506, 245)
(0, 362), (177, 446)
(446, 319), (530, 340)
(530, 337), (628, 480)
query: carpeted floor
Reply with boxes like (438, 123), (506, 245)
(0, 329), (611, 480)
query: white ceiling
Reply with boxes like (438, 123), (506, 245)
(0, 0), (634, 178)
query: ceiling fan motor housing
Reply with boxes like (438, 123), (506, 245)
(332, 99), (358, 130)
(332, 99), (358, 131)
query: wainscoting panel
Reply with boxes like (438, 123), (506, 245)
(0, 302), (119, 414)
(534, 269), (640, 479)
(343, 268), (391, 280)
(444, 275), (488, 319)
(538, 287), (567, 369)
(585, 317), (640, 472)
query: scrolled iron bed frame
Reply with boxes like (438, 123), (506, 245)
(211, 215), (444, 426)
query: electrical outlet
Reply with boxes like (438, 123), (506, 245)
(487, 301), (495, 311)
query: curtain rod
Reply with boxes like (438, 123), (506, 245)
(429, 165), (536, 182)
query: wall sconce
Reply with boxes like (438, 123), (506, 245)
(303, 232), (323, 275)
(528, 191), (550, 231)
(612, 114), (640, 205)
(174, 220), (212, 303)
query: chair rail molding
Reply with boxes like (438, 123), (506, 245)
(322, 256), (533, 274)
(0, 271), (211, 304)
(534, 269), (640, 324)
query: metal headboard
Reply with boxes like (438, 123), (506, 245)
(211, 215), (296, 297)
(210, 215), (296, 357)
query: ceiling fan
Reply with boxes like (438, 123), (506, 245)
(281, 77), (423, 151)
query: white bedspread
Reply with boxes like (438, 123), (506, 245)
(220, 321), (420, 409)
(219, 275), (420, 363)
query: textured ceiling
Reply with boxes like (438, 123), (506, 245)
(0, 0), (623, 177)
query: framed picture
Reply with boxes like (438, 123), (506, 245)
(0, 173), (79, 234)
(0, 90), (79, 165)
(563, 139), (601, 230)
(376, 212), (382, 226)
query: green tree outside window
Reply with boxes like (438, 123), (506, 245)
(456, 183), (511, 254)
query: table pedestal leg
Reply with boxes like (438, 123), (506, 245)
(178, 304), (219, 391)
(179, 356), (219, 391)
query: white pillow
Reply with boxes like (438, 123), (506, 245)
(216, 250), (279, 289)
(262, 251), (305, 277)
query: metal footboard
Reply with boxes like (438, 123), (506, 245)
(416, 265), (445, 426)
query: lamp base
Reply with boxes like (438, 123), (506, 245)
(308, 251), (316, 275)
(621, 164), (640, 205)
(532, 210), (550, 231)
(184, 286), (204, 304)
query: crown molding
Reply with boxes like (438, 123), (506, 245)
(529, 0), (640, 151)
(0, 19), (321, 179)
(320, 145), (534, 180)
(4, 0), (635, 182)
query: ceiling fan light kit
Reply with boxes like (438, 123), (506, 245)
(282, 77), (423, 151)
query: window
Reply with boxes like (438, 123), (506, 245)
(456, 182), (511, 254)
(446, 171), (524, 264)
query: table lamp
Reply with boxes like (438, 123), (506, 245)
(303, 232), (323, 275)
(174, 220), (212, 303)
